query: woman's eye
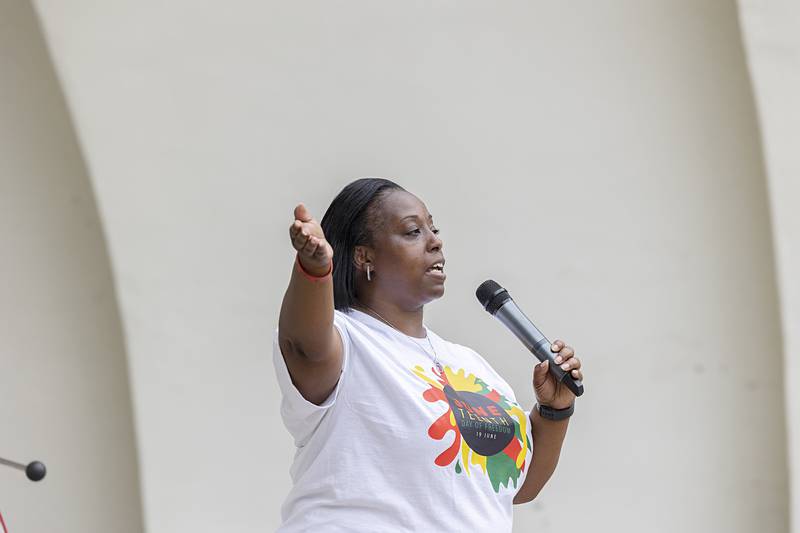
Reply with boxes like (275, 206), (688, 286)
(407, 228), (440, 236)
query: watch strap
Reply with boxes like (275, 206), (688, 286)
(536, 402), (575, 421)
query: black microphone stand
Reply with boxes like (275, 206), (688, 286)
(1, 456), (47, 533)
(0, 457), (46, 482)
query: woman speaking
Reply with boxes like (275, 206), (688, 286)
(273, 177), (584, 532)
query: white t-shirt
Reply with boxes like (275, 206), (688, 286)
(272, 308), (534, 533)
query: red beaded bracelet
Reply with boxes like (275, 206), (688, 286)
(295, 254), (333, 282)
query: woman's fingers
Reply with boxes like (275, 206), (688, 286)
(554, 345), (574, 365)
(532, 359), (550, 388)
(289, 218), (306, 240)
(289, 219), (301, 235)
(294, 203), (312, 223)
(313, 239), (331, 259)
(291, 226), (309, 250)
(561, 356), (580, 372)
(288, 204), (333, 266)
(290, 220), (320, 251)
(537, 338), (585, 403)
(550, 339), (580, 372)
(301, 235), (320, 255)
(289, 221), (303, 244)
(290, 205), (324, 244)
(296, 231), (313, 253)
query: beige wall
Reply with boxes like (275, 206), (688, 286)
(0, 1), (143, 532)
(19, 0), (791, 531)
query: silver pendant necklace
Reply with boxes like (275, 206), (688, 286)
(354, 302), (443, 372)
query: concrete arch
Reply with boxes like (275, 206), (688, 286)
(26, 1), (790, 531)
(0, 1), (143, 532)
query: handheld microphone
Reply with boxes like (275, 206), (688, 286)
(0, 456), (46, 482)
(476, 279), (584, 397)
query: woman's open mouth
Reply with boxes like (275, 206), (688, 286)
(425, 262), (446, 281)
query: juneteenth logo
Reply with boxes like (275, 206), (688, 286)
(412, 364), (530, 493)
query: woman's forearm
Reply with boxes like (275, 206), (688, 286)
(512, 408), (570, 504)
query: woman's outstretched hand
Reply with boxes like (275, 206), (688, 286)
(290, 203), (334, 276)
(532, 340), (583, 410)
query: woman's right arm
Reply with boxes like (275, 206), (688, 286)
(278, 203), (344, 406)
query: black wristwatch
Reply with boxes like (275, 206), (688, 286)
(536, 402), (575, 421)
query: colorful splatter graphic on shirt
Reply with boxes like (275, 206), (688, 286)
(412, 364), (531, 493)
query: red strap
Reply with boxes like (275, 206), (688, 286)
(295, 254), (332, 282)
(0, 508), (9, 533)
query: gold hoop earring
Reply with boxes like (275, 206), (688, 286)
(366, 265), (372, 281)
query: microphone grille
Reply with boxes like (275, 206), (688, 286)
(475, 279), (501, 307)
(476, 279), (512, 314)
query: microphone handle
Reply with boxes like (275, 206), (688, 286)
(494, 301), (585, 397)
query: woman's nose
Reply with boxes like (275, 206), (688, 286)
(428, 230), (443, 251)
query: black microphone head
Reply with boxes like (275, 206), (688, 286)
(475, 280), (512, 315)
(26, 461), (46, 482)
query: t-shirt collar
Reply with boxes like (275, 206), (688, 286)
(347, 307), (431, 340)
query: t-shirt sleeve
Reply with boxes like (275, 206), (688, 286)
(272, 312), (351, 447)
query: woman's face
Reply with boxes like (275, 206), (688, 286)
(358, 190), (446, 310)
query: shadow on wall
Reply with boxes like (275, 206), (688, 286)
(0, 1), (144, 532)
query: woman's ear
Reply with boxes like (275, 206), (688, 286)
(353, 245), (371, 272)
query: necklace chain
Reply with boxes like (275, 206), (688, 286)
(354, 302), (443, 372)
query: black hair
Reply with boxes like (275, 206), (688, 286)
(320, 177), (406, 311)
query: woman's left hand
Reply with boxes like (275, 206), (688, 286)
(533, 339), (583, 410)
